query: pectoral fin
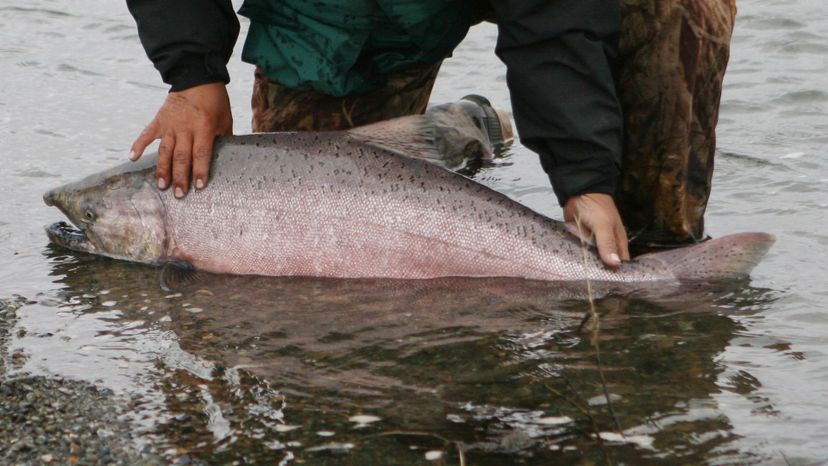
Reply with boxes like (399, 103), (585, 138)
(159, 260), (201, 291)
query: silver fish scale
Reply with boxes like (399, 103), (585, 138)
(161, 133), (668, 282)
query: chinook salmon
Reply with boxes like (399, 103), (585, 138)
(44, 99), (773, 284)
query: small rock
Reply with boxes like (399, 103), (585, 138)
(274, 424), (300, 433)
(535, 415), (572, 426)
(425, 450), (443, 461)
(587, 393), (622, 406)
(348, 414), (380, 428)
(306, 442), (354, 454)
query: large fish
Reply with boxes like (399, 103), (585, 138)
(44, 98), (773, 284)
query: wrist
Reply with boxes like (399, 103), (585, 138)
(166, 53), (231, 93)
(173, 82), (228, 97)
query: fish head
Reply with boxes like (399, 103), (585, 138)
(44, 159), (167, 264)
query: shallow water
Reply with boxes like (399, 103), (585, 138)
(1, 1), (826, 464)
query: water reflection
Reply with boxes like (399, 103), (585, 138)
(37, 248), (779, 464)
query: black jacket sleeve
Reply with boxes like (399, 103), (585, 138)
(490, 0), (623, 206)
(126, 0), (240, 92)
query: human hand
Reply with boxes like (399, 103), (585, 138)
(564, 193), (630, 268)
(130, 82), (233, 198)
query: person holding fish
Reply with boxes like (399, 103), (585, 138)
(125, 0), (736, 269)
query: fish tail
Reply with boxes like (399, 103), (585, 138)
(636, 233), (775, 281)
(347, 95), (513, 169)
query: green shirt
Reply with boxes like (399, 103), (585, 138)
(238, 0), (471, 96)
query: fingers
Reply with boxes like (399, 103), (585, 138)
(135, 83), (233, 197)
(156, 131), (175, 190)
(191, 132), (213, 190)
(563, 193), (630, 268)
(171, 132), (194, 198)
(130, 121), (159, 161)
(569, 216), (626, 268)
(593, 222), (622, 268)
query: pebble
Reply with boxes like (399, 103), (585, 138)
(306, 442), (354, 454)
(587, 393), (622, 406)
(535, 415), (572, 426)
(275, 424), (301, 433)
(348, 414), (381, 428)
(425, 450), (443, 460)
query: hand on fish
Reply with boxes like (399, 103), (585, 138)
(564, 193), (630, 268)
(129, 82), (233, 198)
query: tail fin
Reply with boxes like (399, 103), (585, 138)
(347, 96), (513, 169)
(636, 233), (775, 281)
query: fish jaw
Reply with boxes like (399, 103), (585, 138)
(45, 220), (100, 255)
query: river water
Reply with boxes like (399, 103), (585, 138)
(1, 1), (826, 464)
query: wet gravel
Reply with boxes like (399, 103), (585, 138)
(0, 298), (162, 465)
(0, 296), (25, 376)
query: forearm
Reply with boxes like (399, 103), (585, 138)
(126, 0), (240, 91)
(491, 0), (624, 205)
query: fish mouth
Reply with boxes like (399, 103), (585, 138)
(45, 221), (96, 254)
(44, 187), (98, 254)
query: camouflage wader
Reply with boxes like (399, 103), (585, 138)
(251, 63), (441, 132)
(615, 0), (737, 250)
(250, 0), (737, 250)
